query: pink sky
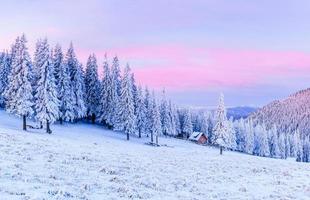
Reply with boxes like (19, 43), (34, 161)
(1, 0), (310, 106)
(77, 45), (310, 90)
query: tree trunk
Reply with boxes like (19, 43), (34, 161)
(156, 135), (158, 145)
(127, 132), (129, 140)
(220, 146), (223, 155)
(91, 113), (95, 124)
(151, 133), (154, 143)
(59, 117), (63, 125)
(23, 115), (26, 131)
(40, 121), (43, 129)
(46, 120), (51, 134)
(138, 129), (141, 138)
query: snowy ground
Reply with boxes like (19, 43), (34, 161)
(0, 110), (309, 200)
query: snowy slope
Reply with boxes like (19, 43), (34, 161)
(0, 110), (309, 200)
(249, 88), (310, 136)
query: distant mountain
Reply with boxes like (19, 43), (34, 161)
(249, 88), (310, 136)
(227, 106), (258, 120)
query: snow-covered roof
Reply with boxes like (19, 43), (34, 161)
(189, 132), (205, 141)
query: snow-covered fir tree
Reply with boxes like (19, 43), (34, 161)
(296, 134), (303, 162)
(119, 64), (136, 140)
(135, 85), (146, 138)
(54, 44), (75, 123)
(278, 132), (286, 159)
(85, 54), (100, 123)
(244, 119), (255, 154)
(234, 118), (246, 152)
(35, 44), (59, 133)
(268, 125), (280, 158)
(160, 89), (172, 136)
(144, 87), (152, 137)
(0, 51), (11, 107)
(254, 124), (270, 157)
(168, 100), (178, 136)
(98, 55), (113, 126)
(212, 93), (230, 154)
(226, 117), (237, 150)
(173, 104), (182, 136)
(65, 43), (86, 120)
(302, 137), (310, 162)
(4, 34), (34, 130)
(150, 91), (162, 144)
(110, 56), (122, 130)
(182, 109), (193, 139)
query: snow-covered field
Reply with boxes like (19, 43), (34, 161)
(0, 110), (309, 200)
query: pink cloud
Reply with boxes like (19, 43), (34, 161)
(76, 45), (310, 90)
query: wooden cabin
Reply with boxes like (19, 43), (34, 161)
(189, 132), (208, 144)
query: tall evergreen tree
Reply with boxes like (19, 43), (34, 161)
(278, 133), (286, 159)
(35, 44), (59, 133)
(0, 51), (11, 107)
(52, 44), (63, 93)
(119, 64), (136, 140)
(4, 34), (34, 130)
(254, 124), (270, 157)
(65, 43), (86, 120)
(212, 93), (229, 154)
(168, 100), (178, 136)
(110, 56), (122, 130)
(160, 89), (172, 136)
(269, 125), (280, 158)
(150, 91), (162, 144)
(85, 54), (100, 123)
(244, 119), (255, 154)
(182, 109), (193, 138)
(98, 55), (113, 126)
(144, 87), (152, 137)
(55, 45), (75, 123)
(296, 134), (303, 162)
(135, 85), (146, 138)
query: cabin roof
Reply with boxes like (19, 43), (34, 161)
(189, 132), (205, 141)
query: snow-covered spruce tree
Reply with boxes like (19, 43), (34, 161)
(119, 64), (136, 140)
(35, 46), (60, 133)
(296, 134), (303, 162)
(168, 100), (178, 136)
(206, 111), (214, 144)
(182, 109), (193, 139)
(0, 51), (11, 107)
(54, 44), (75, 123)
(226, 117), (237, 150)
(278, 132), (286, 159)
(160, 89), (172, 136)
(33, 39), (46, 87)
(212, 93), (230, 155)
(254, 124), (270, 157)
(268, 125), (280, 158)
(150, 91), (162, 144)
(144, 87), (152, 137)
(174, 106), (182, 136)
(65, 43), (86, 121)
(110, 56), (122, 130)
(284, 133), (290, 159)
(53, 44), (62, 87)
(131, 73), (138, 114)
(135, 85), (146, 138)
(85, 54), (100, 123)
(4, 34), (34, 130)
(234, 118), (246, 152)
(302, 137), (310, 162)
(98, 55), (113, 127)
(244, 119), (255, 154)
